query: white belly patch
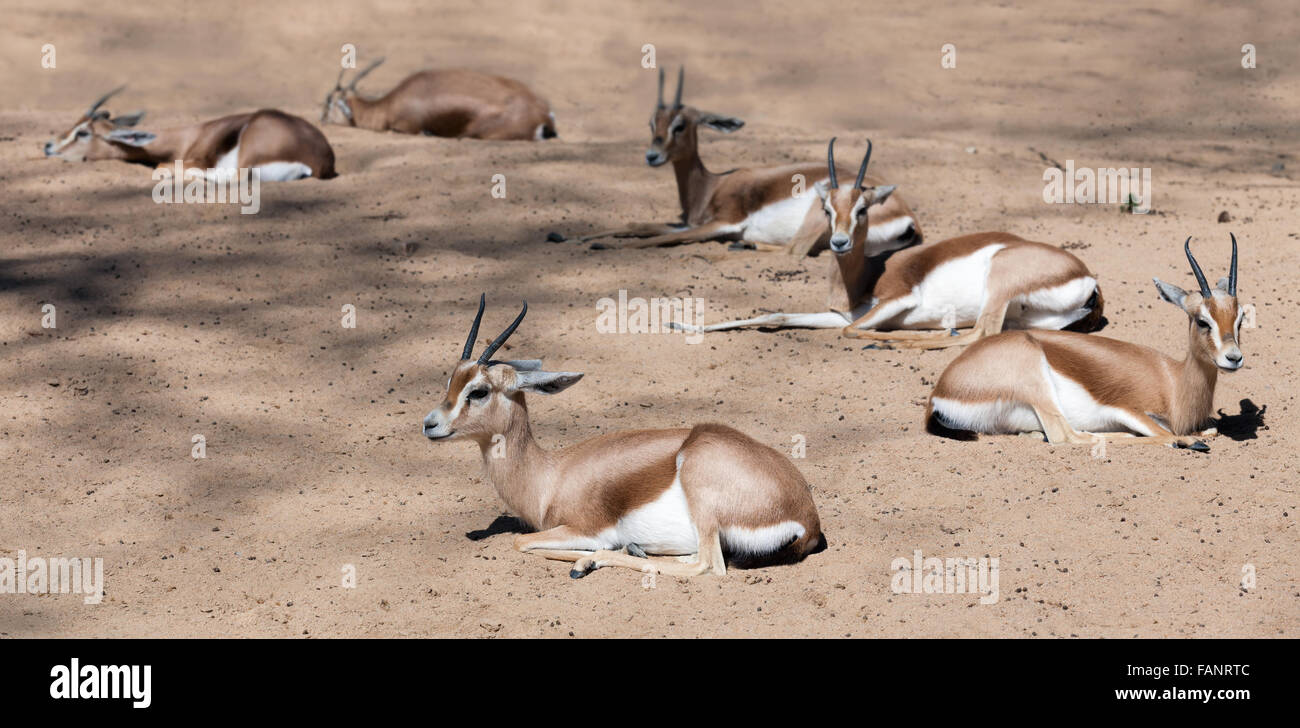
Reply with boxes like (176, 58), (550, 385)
(603, 475), (699, 555)
(1042, 358), (1153, 434)
(895, 244), (1005, 328)
(741, 191), (817, 244)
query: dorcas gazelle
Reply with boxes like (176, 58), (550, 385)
(582, 68), (921, 252)
(322, 58), (557, 141)
(422, 296), (824, 578)
(44, 87), (337, 181)
(676, 139), (1105, 349)
(926, 236), (1246, 451)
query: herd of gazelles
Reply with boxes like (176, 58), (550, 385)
(45, 63), (1247, 579)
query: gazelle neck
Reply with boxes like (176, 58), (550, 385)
(475, 399), (551, 528)
(343, 94), (385, 130)
(832, 240), (892, 310)
(1171, 328), (1219, 434)
(671, 141), (717, 224)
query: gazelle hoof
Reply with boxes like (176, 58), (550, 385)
(1188, 440), (1210, 452)
(570, 558), (595, 578)
(728, 241), (756, 251)
(949, 329), (960, 336)
(626, 543), (648, 558)
(589, 242), (608, 250)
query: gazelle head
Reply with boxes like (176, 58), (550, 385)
(1153, 235), (1244, 372)
(321, 57), (385, 125)
(644, 67), (744, 167)
(44, 86), (152, 161)
(423, 295), (584, 444)
(813, 138), (896, 256)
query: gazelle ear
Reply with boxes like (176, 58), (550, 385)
(696, 112), (744, 134)
(513, 370), (583, 395)
(103, 129), (156, 147)
(1153, 278), (1188, 308)
(502, 359), (543, 371)
(111, 111), (146, 128)
(1215, 276), (1231, 293)
(813, 179), (830, 201)
(870, 185), (897, 205)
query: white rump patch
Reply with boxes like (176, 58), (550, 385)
(721, 521), (806, 556)
(930, 395), (1041, 434)
(253, 161), (313, 181)
(864, 215), (917, 252)
(1007, 276), (1097, 330)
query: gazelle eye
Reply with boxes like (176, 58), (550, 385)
(467, 388), (489, 401)
(1196, 319), (1211, 330)
(76, 129), (90, 138)
(671, 122), (685, 134)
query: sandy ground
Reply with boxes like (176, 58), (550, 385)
(1, 0), (1297, 638)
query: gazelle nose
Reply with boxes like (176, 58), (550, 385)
(1225, 351), (1242, 364)
(43, 142), (54, 156)
(829, 234), (851, 251)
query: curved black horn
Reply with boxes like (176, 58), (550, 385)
(826, 137), (839, 189)
(672, 66), (684, 109)
(347, 57), (386, 92)
(854, 139), (873, 189)
(87, 86), (126, 117)
(1228, 232), (1238, 296)
(478, 301), (528, 364)
(1184, 236), (1212, 297)
(656, 67), (665, 109)
(461, 294), (486, 360)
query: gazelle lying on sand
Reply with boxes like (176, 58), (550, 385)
(44, 87), (336, 180)
(674, 139), (1104, 349)
(422, 296), (823, 578)
(582, 68), (920, 252)
(927, 236), (1245, 451)
(322, 58), (557, 141)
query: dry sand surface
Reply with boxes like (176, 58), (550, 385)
(1, 0), (1297, 637)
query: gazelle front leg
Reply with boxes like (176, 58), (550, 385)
(1031, 407), (1209, 451)
(1086, 412), (1211, 450)
(590, 221), (734, 249)
(841, 296), (932, 341)
(513, 525), (601, 563)
(571, 531), (726, 579)
(890, 299), (1012, 350)
(670, 311), (851, 333)
(580, 222), (685, 243)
